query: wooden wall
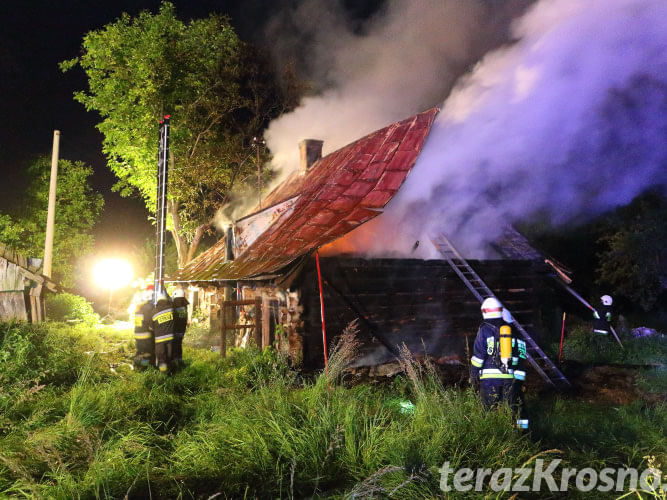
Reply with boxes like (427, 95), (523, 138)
(292, 257), (550, 369)
(0, 257), (29, 321)
(0, 247), (54, 322)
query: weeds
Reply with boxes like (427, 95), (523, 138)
(561, 324), (667, 365)
(325, 319), (362, 386)
(0, 320), (664, 498)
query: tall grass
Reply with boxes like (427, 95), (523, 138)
(560, 324), (667, 365)
(0, 320), (664, 499)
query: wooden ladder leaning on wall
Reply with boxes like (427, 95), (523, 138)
(431, 234), (571, 390)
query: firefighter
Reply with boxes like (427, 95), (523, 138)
(133, 286), (155, 370)
(593, 295), (613, 336)
(172, 287), (189, 368)
(152, 288), (175, 373)
(470, 297), (515, 412)
(503, 308), (529, 430)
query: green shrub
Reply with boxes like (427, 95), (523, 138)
(562, 324), (667, 364)
(45, 293), (99, 326)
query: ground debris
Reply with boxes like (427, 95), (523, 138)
(631, 327), (660, 338)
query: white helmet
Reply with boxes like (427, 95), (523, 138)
(481, 297), (503, 319)
(601, 295), (613, 306)
(173, 287), (185, 299)
(502, 307), (514, 324)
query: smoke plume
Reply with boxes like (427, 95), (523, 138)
(264, 0), (531, 186)
(287, 0), (667, 258)
(382, 0), (667, 257)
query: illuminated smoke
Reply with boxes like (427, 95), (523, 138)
(263, 0), (530, 190)
(316, 0), (667, 258)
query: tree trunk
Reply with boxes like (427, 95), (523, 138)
(186, 223), (211, 263)
(167, 199), (212, 268)
(166, 153), (212, 269)
(168, 199), (189, 268)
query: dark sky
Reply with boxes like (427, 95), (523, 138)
(0, 0), (384, 270)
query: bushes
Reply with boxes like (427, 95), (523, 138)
(561, 324), (667, 365)
(45, 293), (99, 326)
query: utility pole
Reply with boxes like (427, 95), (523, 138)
(252, 136), (265, 209)
(43, 130), (60, 278)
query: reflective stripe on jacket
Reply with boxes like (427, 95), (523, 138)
(471, 321), (528, 382)
(152, 300), (175, 343)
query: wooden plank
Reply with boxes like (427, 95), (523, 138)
(0, 291), (28, 321)
(262, 296), (270, 349)
(222, 299), (257, 307)
(221, 297), (227, 357)
(222, 323), (257, 330)
(254, 297), (262, 348)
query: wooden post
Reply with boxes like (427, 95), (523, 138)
(254, 297), (262, 348)
(221, 301), (227, 357)
(43, 130), (60, 278)
(315, 252), (329, 376)
(30, 283), (43, 322)
(262, 295), (270, 349)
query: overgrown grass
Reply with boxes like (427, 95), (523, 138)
(560, 323), (667, 365)
(0, 321), (665, 499)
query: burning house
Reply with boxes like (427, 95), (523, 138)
(169, 108), (564, 375)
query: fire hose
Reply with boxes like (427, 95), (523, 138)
(561, 284), (624, 349)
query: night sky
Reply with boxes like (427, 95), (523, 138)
(0, 0), (383, 279)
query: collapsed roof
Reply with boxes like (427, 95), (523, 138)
(170, 108), (439, 282)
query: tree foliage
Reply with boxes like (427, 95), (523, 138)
(61, 2), (303, 266)
(0, 157), (104, 288)
(596, 191), (667, 311)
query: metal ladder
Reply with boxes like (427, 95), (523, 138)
(431, 235), (571, 390)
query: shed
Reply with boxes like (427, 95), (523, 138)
(169, 109), (556, 369)
(0, 243), (57, 322)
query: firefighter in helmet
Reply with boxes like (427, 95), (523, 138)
(172, 287), (189, 368)
(133, 285), (155, 369)
(470, 298), (516, 415)
(502, 308), (529, 430)
(593, 295), (613, 336)
(152, 287), (175, 373)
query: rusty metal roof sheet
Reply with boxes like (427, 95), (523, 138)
(169, 108), (439, 282)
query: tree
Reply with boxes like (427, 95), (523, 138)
(596, 192), (667, 311)
(0, 157), (104, 288)
(61, 2), (302, 267)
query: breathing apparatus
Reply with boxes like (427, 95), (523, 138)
(499, 324), (512, 372)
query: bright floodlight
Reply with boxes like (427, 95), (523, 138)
(94, 258), (133, 290)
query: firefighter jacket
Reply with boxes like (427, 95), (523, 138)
(510, 334), (528, 382)
(134, 301), (154, 340)
(152, 299), (175, 344)
(470, 319), (527, 382)
(593, 304), (612, 334)
(172, 297), (189, 335)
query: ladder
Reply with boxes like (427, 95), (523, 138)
(431, 234), (570, 390)
(154, 115), (171, 304)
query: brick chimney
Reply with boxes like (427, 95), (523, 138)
(299, 139), (323, 172)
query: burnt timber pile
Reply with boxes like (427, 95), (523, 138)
(295, 256), (549, 369)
